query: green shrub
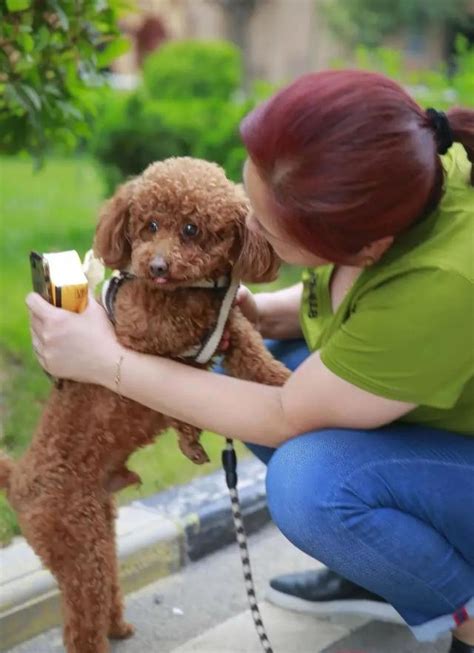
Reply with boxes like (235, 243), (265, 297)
(143, 40), (242, 100)
(90, 40), (262, 193)
(92, 92), (252, 193)
(322, 0), (471, 48)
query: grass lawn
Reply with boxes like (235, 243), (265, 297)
(0, 155), (299, 546)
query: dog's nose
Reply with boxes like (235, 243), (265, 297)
(149, 256), (168, 277)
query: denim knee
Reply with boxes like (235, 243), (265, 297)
(265, 427), (474, 638)
(265, 431), (344, 557)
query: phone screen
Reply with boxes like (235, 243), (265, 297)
(30, 251), (53, 304)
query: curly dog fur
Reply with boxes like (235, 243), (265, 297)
(0, 158), (290, 653)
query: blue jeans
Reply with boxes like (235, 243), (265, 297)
(235, 339), (474, 642)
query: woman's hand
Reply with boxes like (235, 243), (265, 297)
(26, 292), (123, 385)
(235, 283), (304, 340)
(235, 285), (260, 330)
(221, 284), (304, 346)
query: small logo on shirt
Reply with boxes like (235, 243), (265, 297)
(308, 270), (318, 318)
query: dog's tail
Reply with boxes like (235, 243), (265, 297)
(0, 451), (14, 490)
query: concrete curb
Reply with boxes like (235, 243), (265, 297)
(0, 458), (268, 651)
(136, 456), (268, 561)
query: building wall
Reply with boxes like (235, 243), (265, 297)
(112, 0), (455, 82)
(181, 0), (348, 82)
(247, 0), (315, 82)
(181, 0), (226, 39)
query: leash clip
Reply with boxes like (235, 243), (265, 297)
(222, 440), (238, 489)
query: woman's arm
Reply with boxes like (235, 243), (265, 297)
(114, 349), (291, 444)
(27, 292), (415, 448)
(106, 347), (415, 447)
(240, 282), (303, 339)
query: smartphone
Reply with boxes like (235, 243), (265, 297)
(30, 251), (53, 304)
(29, 251), (61, 385)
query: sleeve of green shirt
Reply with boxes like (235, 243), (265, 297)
(320, 268), (473, 409)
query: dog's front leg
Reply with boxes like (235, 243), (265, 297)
(222, 308), (290, 386)
(168, 419), (210, 464)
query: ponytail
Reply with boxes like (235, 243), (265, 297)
(240, 71), (473, 263)
(447, 107), (474, 185)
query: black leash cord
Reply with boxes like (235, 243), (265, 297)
(222, 438), (274, 653)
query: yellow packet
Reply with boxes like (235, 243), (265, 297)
(30, 250), (88, 313)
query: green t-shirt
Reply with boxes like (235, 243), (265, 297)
(300, 144), (474, 436)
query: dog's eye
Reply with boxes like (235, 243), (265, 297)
(148, 220), (159, 233)
(182, 223), (199, 239)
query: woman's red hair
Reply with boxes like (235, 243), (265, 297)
(240, 70), (474, 263)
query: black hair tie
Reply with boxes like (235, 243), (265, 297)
(426, 108), (454, 155)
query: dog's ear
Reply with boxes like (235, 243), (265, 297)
(93, 180), (134, 269)
(232, 185), (280, 283)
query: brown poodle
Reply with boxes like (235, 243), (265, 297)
(0, 158), (290, 653)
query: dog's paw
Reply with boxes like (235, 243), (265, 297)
(192, 447), (210, 465)
(108, 621), (135, 639)
(179, 440), (210, 465)
(188, 445), (210, 465)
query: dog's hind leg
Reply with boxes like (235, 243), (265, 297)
(103, 495), (135, 640)
(60, 577), (111, 653)
(47, 500), (113, 653)
(103, 466), (142, 493)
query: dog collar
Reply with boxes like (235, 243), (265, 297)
(101, 270), (135, 325)
(101, 271), (239, 365)
(179, 276), (239, 364)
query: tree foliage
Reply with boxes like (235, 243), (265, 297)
(0, 0), (128, 158)
(346, 37), (474, 108)
(323, 0), (473, 47)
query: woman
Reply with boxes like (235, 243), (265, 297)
(27, 70), (473, 652)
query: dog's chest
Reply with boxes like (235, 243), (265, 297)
(112, 282), (223, 357)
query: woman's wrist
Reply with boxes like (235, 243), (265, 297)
(94, 341), (128, 390)
(256, 285), (303, 340)
(254, 292), (274, 338)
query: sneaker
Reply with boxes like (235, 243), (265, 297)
(450, 637), (474, 653)
(266, 568), (403, 623)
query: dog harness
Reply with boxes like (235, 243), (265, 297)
(101, 271), (239, 365)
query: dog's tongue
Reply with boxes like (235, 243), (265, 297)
(154, 277), (169, 285)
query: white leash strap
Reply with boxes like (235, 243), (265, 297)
(181, 277), (239, 365)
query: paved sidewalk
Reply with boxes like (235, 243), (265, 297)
(8, 524), (451, 653)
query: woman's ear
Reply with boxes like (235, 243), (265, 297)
(356, 235), (395, 266)
(93, 180), (135, 269)
(232, 185), (280, 283)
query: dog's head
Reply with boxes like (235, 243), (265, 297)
(93, 157), (280, 288)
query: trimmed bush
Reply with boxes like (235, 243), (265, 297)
(143, 40), (242, 100)
(90, 41), (260, 192)
(91, 94), (252, 192)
